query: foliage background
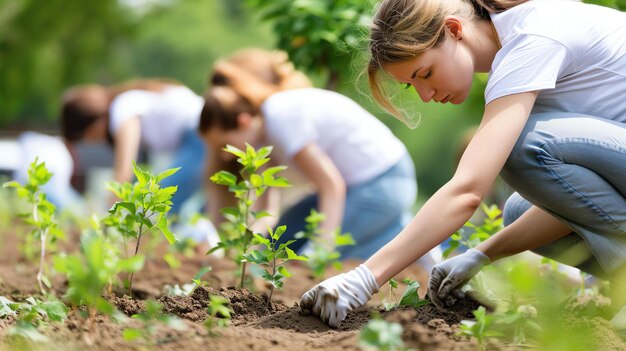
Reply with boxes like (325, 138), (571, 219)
(1, 0), (624, 201)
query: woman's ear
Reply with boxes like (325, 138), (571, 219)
(444, 16), (463, 40)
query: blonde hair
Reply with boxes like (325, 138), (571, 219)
(367, 0), (527, 119)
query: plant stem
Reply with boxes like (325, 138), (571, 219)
(239, 188), (252, 290)
(240, 262), (247, 290)
(128, 229), (144, 296)
(37, 230), (47, 293)
(32, 200), (47, 293)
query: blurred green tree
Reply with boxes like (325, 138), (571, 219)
(246, 0), (377, 90)
(0, 0), (134, 127)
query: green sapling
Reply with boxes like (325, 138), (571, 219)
(209, 143), (290, 288)
(458, 306), (503, 351)
(205, 295), (232, 336)
(103, 162), (179, 295)
(242, 225), (307, 308)
(3, 158), (64, 293)
(295, 209), (355, 279)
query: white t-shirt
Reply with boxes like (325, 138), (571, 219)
(109, 86), (204, 152)
(261, 88), (407, 186)
(487, 0), (626, 122)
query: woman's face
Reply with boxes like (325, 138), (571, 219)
(383, 32), (475, 105)
(204, 116), (262, 162)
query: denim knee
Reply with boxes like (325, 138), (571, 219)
(503, 192), (532, 226)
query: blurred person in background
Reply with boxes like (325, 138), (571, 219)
(199, 48), (442, 270)
(60, 79), (216, 245)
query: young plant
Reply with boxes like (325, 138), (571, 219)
(359, 317), (406, 351)
(458, 306), (503, 351)
(3, 158), (65, 293)
(382, 278), (430, 311)
(103, 162), (179, 295)
(494, 304), (541, 345)
(54, 231), (144, 324)
(164, 266), (213, 297)
(209, 143), (290, 288)
(242, 225), (307, 308)
(123, 300), (186, 345)
(443, 203), (503, 259)
(295, 209), (355, 279)
(0, 295), (68, 342)
(205, 295), (232, 336)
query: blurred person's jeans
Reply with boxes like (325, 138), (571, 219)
(160, 128), (207, 215)
(500, 112), (626, 279)
(277, 152), (417, 260)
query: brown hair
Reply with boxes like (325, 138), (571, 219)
(210, 48), (312, 110)
(368, 0), (527, 119)
(60, 78), (182, 144)
(198, 86), (256, 134)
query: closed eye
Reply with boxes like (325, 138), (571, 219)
(423, 71), (431, 79)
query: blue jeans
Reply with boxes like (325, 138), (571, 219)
(159, 129), (207, 215)
(500, 112), (626, 278)
(276, 152), (417, 259)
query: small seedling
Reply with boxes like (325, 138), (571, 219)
(443, 203), (502, 259)
(164, 266), (213, 296)
(205, 295), (232, 336)
(123, 300), (186, 345)
(382, 278), (399, 311)
(209, 143), (290, 289)
(103, 162), (179, 295)
(0, 295), (68, 342)
(54, 230), (144, 327)
(494, 304), (541, 345)
(382, 278), (430, 311)
(296, 209), (355, 279)
(242, 225), (307, 308)
(458, 306), (503, 351)
(3, 158), (65, 293)
(359, 317), (406, 351)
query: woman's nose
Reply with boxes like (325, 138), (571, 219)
(414, 84), (435, 103)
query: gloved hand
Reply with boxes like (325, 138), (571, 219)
(300, 264), (379, 328)
(428, 248), (490, 307)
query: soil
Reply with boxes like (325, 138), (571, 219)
(1, 226), (625, 351)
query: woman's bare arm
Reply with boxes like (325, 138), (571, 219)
(365, 91), (538, 286)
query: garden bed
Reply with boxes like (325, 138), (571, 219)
(1, 226), (625, 351)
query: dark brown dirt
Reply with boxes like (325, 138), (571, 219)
(0, 227), (624, 350)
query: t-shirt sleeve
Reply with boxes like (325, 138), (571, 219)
(108, 91), (152, 135)
(485, 35), (571, 104)
(262, 96), (318, 159)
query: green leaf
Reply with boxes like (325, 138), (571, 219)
(119, 255), (146, 272)
(285, 247), (308, 261)
(277, 265), (292, 277)
(210, 171), (238, 186)
(157, 215), (178, 244)
(2, 181), (21, 189)
(250, 174), (263, 187)
(132, 162), (149, 185)
(123, 328), (142, 341)
(399, 281), (430, 308)
(223, 145), (246, 159)
(242, 250), (269, 264)
(272, 225), (286, 240)
(193, 266), (213, 282)
(155, 167), (181, 182)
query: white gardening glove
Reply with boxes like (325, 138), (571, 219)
(428, 248), (490, 308)
(300, 264), (379, 328)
